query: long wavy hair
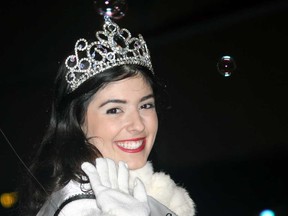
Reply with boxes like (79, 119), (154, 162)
(18, 63), (165, 216)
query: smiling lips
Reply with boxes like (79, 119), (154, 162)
(115, 137), (146, 153)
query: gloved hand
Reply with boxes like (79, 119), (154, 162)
(81, 158), (150, 216)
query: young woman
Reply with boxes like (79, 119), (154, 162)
(19, 17), (195, 216)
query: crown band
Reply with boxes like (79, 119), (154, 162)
(65, 16), (153, 91)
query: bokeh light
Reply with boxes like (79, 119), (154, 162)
(94, 0), (128, 19)
(0, 192), (18, 208)
(217, 55), (237, 77)
(260, 209), (275, 216)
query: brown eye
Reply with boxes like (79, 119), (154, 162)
(140, 103), (155, 109)
(106, 108), (122, 114)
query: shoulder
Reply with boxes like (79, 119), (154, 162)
(37, 181), (100, 216)
(57, 198), (100, 216)
(37, 196), (100, 216)
(149, 171), (196, 216)
(130, 162), (196, 216)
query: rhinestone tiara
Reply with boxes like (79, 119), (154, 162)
(65, 16), (153, 91)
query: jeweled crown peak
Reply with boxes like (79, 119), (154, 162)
(65, 16), (153, 91)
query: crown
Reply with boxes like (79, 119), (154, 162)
(65, 16), (153, 91)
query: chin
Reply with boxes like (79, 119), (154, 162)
(127, 160), (147, 170)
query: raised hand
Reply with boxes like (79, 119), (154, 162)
(81, 158), (150, 216)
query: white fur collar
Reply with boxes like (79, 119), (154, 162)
(129, 162), (196, 216)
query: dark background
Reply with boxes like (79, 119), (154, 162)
(1, 0), (288, 215)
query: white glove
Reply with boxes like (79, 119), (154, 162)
(81, 158), (150, 216)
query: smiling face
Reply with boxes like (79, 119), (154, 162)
(83, 74), (158, 170)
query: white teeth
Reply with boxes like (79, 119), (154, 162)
(116, 140), (143, 150)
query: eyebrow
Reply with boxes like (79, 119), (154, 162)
(99, 94), (154, 108)
(140, 94), (154, 102)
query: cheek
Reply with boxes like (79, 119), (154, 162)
(89, 118), (121, 144)
(148, 113), (158, 134)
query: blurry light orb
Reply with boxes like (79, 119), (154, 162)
(217, 55), (237, 77)
(0, 192), (17, 208)
(94, 0), (127, 19)
(260, 209), (275, 216)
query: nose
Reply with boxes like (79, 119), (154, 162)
(126, 110), (145, 133)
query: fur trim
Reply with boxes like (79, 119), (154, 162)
(129, 162), (196, 216)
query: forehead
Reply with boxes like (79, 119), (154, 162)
(95, 75), (153, 99)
